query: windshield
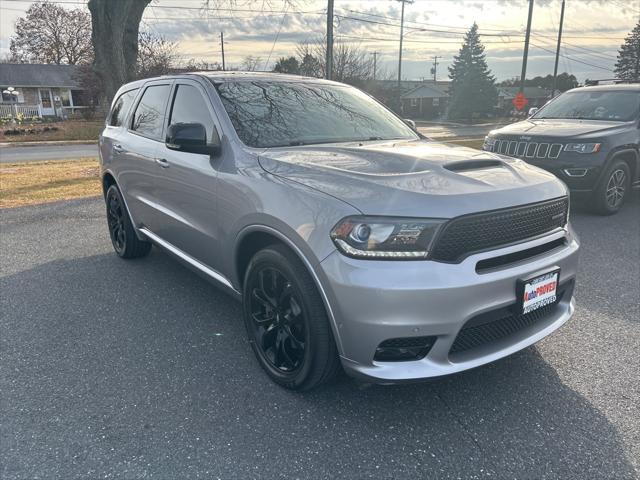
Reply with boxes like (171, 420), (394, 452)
(533, 90), (640, 122)
(213, 80), (417, 148)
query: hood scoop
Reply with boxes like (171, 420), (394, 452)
(444, 160), (504, 173)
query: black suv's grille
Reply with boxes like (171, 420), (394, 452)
(430, 197), (568, 263)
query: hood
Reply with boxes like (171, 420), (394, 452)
(258, 139), (567, 218)
(491, 118), (630, 139)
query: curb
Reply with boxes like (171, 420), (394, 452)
(0, 140), (97, 148)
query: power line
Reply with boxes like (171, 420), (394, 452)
(531, 42), (612, 71)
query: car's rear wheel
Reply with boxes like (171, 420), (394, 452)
(242, 245), (340, 390)
(593, 159), (630, 215)
(105, 184), (151, 258)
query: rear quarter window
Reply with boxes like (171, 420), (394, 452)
(108, 89), (138, 127)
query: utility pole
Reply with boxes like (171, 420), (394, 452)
(326, 0), (334, 80)
(519, 0), (534, 94)
(220, 31), (226, 71)
(552, 0), (565, 96)
(372, 51), (379, 81)
(432, 55), (440, 82)
(397, 0), (413, 88)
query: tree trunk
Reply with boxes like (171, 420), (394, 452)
(88, 0), (151, 103)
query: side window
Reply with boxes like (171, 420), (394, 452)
(131, 84), (170, 139)
(108, 89), (138, 127)
(169, 84), (216, 143)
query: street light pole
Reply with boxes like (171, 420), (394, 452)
(552, 0), (566, 96)
(326, 0), (334, 80)
(519, 0), (535, 94)
(396, 0), (412, 88)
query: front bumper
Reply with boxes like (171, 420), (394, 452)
(319, 227), (580, 383)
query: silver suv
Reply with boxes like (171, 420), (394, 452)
(99, 72), (580, 390)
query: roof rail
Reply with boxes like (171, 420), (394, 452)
(584, 78), (637, 86)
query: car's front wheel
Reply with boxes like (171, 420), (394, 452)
(593, 159), (630, 215)
(242, 245), (340, 390)
(105, 184), (152, 258)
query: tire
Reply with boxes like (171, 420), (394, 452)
(592, 159), (631, 215)
(242, 244), (341, 390)
(105, 184), (152, 259)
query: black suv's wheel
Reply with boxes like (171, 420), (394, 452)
(593, 159), (631, 215)
(105, 184), (152, 258)
(243, 245), (340, 390)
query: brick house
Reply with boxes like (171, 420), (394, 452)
(0, 63), (90, 118)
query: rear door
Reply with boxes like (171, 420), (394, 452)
(150, 79), (223, 269)
(118, 80), (172, 228)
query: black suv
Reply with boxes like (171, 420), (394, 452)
(484, 84), (639, 214)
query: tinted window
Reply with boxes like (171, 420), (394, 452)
(214, 81), (416, 148)
(109, 89), (138, 127)
(131, 84), (170, 138)
(169, 84), (215, 142)
(533, 90), (640, 122)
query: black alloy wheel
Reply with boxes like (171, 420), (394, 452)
(594, 159), (630, 215)
(105, 184), (152, 259)
(249, 267), (307, 372)
(243, 245), (340, 390)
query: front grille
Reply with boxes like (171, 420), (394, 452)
(449, 302), (557, 355)
(449, 280), (573, 356)
(487, 139), (563, 160)
(430, 197), (568, 263)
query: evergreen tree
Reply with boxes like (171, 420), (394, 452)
(448, 23), (498, 121)
(273, 56), (300, 74)
(614, 20), (640, 81)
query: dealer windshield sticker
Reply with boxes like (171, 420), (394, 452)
(522, 272), (558, 314)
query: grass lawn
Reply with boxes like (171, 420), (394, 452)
(0, 120), (103, 143)
(0, 159), (101, 208)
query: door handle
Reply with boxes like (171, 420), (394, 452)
(155, 158), (170, 168)
(113, 144), (124, 154)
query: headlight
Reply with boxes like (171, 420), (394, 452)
(330, 216), (445, 259)
(483, 136), (496, 150)
(564, 143), (601, 154)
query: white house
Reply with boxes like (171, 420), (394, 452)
(0, 63), (90, 118)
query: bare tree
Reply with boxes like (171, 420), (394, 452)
(9, 0), (92, 65)
(136, 31), (178, 79)
(295, 38), (373, 86)
(88, 0), (151, 102)
(240, 55), (262, 72)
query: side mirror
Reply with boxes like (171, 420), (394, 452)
(166, 122), (220, 155)
(528, 107), (539, 117)
(403, 118), (416, 130)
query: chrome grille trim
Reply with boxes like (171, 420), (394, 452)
(488, 139), (565, 160)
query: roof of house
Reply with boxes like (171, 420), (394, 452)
(498, 86), (551, 99)
(401, 83), (448, 99)
(0, 64), (81, 88)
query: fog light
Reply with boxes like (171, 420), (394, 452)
(374, 336), (437, 362)
(564, 168), (589, 177)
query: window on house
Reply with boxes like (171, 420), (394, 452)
(410, 98), (418, 107)
(59, 89), (72, 107)
(1, 87), (23, 103)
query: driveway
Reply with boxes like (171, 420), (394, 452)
(1, 194), (638, 479)
(0, 143), (98, 163)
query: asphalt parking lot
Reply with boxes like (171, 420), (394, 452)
(1, 192), (639, 479)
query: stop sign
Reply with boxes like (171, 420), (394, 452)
(512, 92), (529, 111)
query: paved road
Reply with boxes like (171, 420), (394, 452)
(1, 194), (639, 479)
(0, 143), (98, 163)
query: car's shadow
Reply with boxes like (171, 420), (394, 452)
(1, 245), (636, 479)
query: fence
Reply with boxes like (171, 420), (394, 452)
(0, 104), (42, 118)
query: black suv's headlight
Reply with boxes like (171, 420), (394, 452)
(483, 136), (497, 150)
(564, 143), (601, 154)
(330, 216), (445, 259)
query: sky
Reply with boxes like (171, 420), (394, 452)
(0, 0), (638, 83)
